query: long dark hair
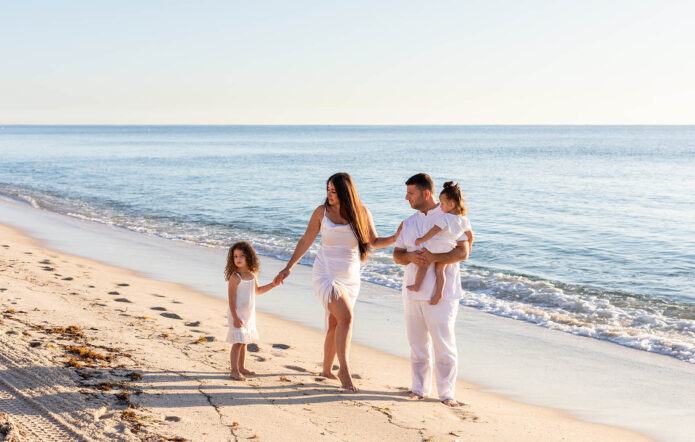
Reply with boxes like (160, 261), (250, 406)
(325, 173), (371, 261)
(440, 181), (467, 215)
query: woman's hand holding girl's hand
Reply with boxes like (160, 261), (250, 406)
(233, 317), (244, 328)
(273, 267), (291, 285)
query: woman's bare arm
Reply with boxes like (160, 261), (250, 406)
(273, 205), (324, 284)
(365, 207), (402, 249)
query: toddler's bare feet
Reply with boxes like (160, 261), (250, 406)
(230, 371), (246, 381)
(320, 371), (338, 380)
(240, 368), (256, 375)
(406, 284), (420, 292)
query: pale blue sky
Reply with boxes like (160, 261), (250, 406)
(1, 1), (693, 124)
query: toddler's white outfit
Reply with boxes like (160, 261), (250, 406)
(226, 273), (259, 344)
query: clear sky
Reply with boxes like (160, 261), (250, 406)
(1, 0), (693, 124)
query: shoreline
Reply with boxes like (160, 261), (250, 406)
(0, 220), (651, 440)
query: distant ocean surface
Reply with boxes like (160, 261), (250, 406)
(1, 125), (694, 363)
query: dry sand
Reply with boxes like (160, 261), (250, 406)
(0, 223), (650, 441)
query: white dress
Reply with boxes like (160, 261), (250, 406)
(424, 213), (472, 253)
(312, 208), (361, 330)
(226, 273), (259, 344)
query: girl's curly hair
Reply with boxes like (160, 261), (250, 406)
(224, 241), (260, 280)
(440, 181), (467, 216)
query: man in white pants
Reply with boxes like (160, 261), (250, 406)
(393, 173), (470, 407)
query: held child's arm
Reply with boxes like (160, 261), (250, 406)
(227, 276), (243, 328)
(365, 208), (402, 249)
(415, 225), (443, 246)
(274, 206), (323, 284)
(465, 230), (474, 252)
(255, 279), (279, 295)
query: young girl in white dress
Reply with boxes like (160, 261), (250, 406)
(407, 181), (474, 305)
(224, 241), (278, 381)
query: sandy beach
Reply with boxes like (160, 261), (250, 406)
(0, 221), (652, 441)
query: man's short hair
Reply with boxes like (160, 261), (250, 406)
(405, 173), (434, 193)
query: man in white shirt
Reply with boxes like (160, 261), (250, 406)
(393, 173), (470, 407)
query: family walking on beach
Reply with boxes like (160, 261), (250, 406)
(224, 173), (473, 407)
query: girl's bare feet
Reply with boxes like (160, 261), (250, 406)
(239, 368), (256, 375)
(406, 284), (420, 292)
(337, 369), (357, 391)
(230, 371), (246, 381)
(320, 371), (338, 380)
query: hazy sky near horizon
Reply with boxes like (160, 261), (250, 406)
(1, 1), (693, 124)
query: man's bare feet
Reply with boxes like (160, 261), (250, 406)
(408, 391), (424, 400)
(406, 284), (420, 292)
(337, 369), (358, 391)
(442, 399), (461, 407)
(239, 368), (256, 375)
(229, 371), (246, 381)
(320, 371), (338, 380)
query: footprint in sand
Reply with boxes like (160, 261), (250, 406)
(272, 344), (290, 350)
(41, 267), (54, 271)
(247, 343), (260, 352)
(116, 283), (130, 287)
(150, 307), (167, 311)
(1, 245), (9, 248)
(285, 365), (307, 372)
(351, 374), (362, 379)
(24, 252), (32, 255)
(108, 291), (119, 295)
(160, 312), (182, 320)
(164, 416), (181, 422)
(151, 293), (165, 298)
(184, 321), (200, 327)
(62, 277), (74, 281)
(39, 259), (52, 264)
(88, 285), (95, 288)
(172, 301), (183, 304)
(0, 288), (7, 292)
(114, 298), (132, 303)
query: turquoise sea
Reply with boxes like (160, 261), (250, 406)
(1, 125), (693, 363)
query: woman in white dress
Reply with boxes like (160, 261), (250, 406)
(274, 173), (401, 391)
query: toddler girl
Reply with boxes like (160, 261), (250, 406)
(224, 241), (278, 380)
(407, 181), (474, 305)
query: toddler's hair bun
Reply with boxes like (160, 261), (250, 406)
(443, 181), (458, 189)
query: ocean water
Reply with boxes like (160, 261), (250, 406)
(1, 125), (694, 363)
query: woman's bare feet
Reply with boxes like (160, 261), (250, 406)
(406, 284), (420, 292)
(337, 369), (357, 391)
(320, 370), (338, 380)
(239, 368), (256, 376)
(229, 371), (246, 381)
